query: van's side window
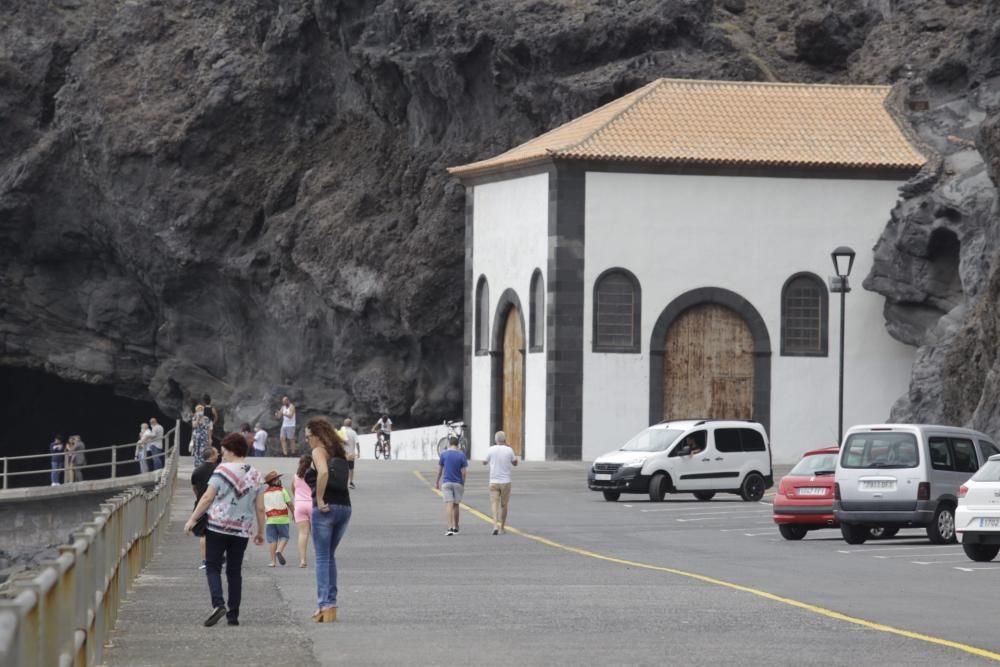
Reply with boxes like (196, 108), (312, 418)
(714, 429), (742, 453)
(669, 430), (707, 457)
(951, 438), (978, 473)
(739, 429), (767, 452)
(980, 441), (1000, 460)
(928, 438), (953, 471)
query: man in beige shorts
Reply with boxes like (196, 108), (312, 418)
(483, 431), (518, 535)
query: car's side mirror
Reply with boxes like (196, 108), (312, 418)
(675, 444), (691, 456)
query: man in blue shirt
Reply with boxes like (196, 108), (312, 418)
(434, 435), (469, 536)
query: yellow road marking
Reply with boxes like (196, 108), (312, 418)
(413, 470), (1000, 662)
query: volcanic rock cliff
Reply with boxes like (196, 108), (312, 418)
(1, 0), (999, 437)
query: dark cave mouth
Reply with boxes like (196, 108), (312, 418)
(0, 366), (170, 484)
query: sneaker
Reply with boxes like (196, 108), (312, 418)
(227, 618), (239, 626)
(446, 529), (455, 536)
(491, 528), (499, 536)
(499, 528), (506, 535)
(453, 527), (459, 533)
(349, 482), (356, 489)
(199, 561), (207, 570)
(204, 606), (227, 627)
(276, 552), (286, 566)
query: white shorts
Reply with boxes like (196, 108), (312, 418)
(280, 425), (296, 440)
(441, 482), (464, 503)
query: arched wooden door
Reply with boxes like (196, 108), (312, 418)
(664, 304), (754, 421)
(501, 307), (525, 456)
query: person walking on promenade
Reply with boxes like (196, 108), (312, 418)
(49, 435), (65, 486)
(262, 470), (294, 566)
(435, 435), (468, 536)
(339, 418), (359, 489)
(191, 446), (219, 569)
(191, 404), (211, 467)
(148, 418), (165, 470)
(253, 423), (268, 457)
(203, 394), (223, 448)
(304, 417), (351, 622)
(184, 433), (265, 627)
(276, 397), (296, 456)
(483, 431), (518, 535)
(136, 422), (151, 474)
(293, 454), (313, 567)
(241, 424), (256, 456)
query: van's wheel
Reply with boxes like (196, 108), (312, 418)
(739, 473), (766, 502)
(963, 543), (1000, 562)
(778, 525), (808, 541)
(927, 504), (956, 544)
(648, 473), (669, 502)
(602, 491), (621, 502)
(693, 491), (715, 501)
(841, 523), (869, 545)
(868, 527), (899, 539)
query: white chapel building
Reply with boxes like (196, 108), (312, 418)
(448, 79), (927, 464)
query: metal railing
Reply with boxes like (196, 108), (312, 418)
(1, 432), (173, 490)
(0, 421), (181, 667)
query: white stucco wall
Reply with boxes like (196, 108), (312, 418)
(470, 173), (549, 461)
(582, 171), (916, 464)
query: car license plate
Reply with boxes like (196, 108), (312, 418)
(797, 487), (827, 496)
(595, 474), (611, 481)
(860, 480), (895, 491)
(979, 517), (1000, 529)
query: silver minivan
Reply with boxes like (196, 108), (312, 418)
(834, 424), (1000, 544)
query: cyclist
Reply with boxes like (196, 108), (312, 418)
(372, 415), (392, 455)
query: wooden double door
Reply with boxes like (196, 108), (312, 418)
(499, 307), (524, 456)
(663, 304), (754, 421)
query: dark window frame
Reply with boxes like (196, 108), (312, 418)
(475, 275), (489, 356)
(592, 267), (641, 354)
(529, 269), (544, 353)
(780, 272), (829, 357)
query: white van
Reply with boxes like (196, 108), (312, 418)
(587, 420), (773, 502)
(833, 424), (999, 544)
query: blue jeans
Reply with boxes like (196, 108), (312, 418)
(312, 505), (351, 608)
(149, 445), (164, 470)
(50, 462), (62, 484)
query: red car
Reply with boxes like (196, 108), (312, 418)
(774, 447), (899, 541)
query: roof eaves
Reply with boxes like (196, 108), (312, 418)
(446, 153), (554, 179)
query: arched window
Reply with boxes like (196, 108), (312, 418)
(780, 272), (828, 356)
(593, 268), (641, 353)
(529, 269), (544, 352)
(475, 276), (489, 354)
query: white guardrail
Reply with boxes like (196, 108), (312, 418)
(0, 422), (181, 667)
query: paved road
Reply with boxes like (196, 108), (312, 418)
(105, 458), (1000, 665)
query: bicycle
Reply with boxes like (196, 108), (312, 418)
(437, 420), (470, 456)
(374, 431), (391, 460)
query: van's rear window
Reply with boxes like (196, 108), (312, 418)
(841, 432), (919, 469)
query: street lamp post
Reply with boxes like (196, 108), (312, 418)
(829, 246), (856, 444)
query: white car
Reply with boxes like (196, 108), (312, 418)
(956, 454), (1000, 562)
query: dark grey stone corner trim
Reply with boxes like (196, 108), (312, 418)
(591, 266), (642, 354)
(648, 287), (772, 435)
(780, 271), (829, 357)
(546, 162), (586, 460)
(489, 288), (526, 459)
(463, 188), (474, 431)
(529, 268), (544, 353)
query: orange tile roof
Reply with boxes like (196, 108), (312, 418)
(448, 79), (926, 177)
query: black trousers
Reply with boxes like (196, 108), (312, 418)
(205, 530), (249, 620)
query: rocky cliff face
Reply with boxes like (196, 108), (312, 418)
(1, 0), (999, 436)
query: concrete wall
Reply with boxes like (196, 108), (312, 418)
(470, 174), (549, 461)
(582, 171), (915, 464)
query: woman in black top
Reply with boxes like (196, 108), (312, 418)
(304, 417), (351, 623)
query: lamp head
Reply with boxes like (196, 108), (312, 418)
(831, 246), (856, 278)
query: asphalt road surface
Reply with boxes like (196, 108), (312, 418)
(105, 459), (1000, 666)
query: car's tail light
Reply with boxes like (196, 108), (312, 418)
(917, 482), (930, 501)
(833, 482), (841, 500)
(959, 485), (968, 498)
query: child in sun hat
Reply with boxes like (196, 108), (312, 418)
(262, 470), (295, 566)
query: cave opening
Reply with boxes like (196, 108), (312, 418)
(926, 227), (963, 309)
(0, 366), (171, 488)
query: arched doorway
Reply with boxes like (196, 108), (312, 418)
(648, 287), (771, 432)
(501, 308), (525, 456)
(664, 304), (754, 420)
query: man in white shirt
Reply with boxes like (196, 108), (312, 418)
(253, 423), (268, 456)
(482, 431), (518, 535)
(148, 418), (165, 470)
(338, 418), (360, 489)
(275, 397), (296, 456)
